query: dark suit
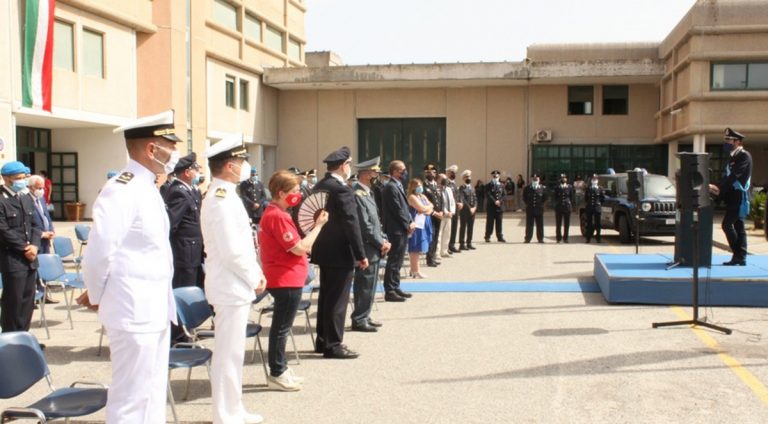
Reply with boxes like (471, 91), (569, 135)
(457, 183), (477, 248)
(351, 183), (385, 326)
(554, 184), (574, 242)
(381, 178), (412, 294)
(30, 195), (54, 253)
(239, 178), (269, 225)
(584, 185), (605, 242)
(523, 184), (546, 242)
(165, 179), (204, 289)
(717, 148), (752, 262)
(311, 173), (366, 353)
(485, 180), (505, 241)
(423, 179), (443, 264)
(0, 187), (42, 332)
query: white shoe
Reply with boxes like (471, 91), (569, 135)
(244, 412), (264, 424)
(286, 367), (304, 384)
(268, 372), (302, 391)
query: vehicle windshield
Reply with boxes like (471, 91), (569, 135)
(643, 175), (676, 197)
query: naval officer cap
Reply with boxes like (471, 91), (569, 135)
(288, 167), (303, 175)
(204, 134), (249, 160)
(304, 168), (317, 177)
(490, 170), (501, 176)
(323, 146), (351, 167)
(173, 152), (200, 174)
(355, 156), (381, 172)
(1, 161), (28, 176)
(423, 163), (437, 172)
(114, 110), (181, 143)
(446, 164), (458, 173)
(724, 127), (745, 141)
(461, 169), (472, 178)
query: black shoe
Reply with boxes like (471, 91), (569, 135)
(323, 346), (359, 359)
(385, 292), (406, 302)
(538, 240), (544, 243)
(459, 245), (468, 250)
(498, 239), (506, 243)
(484, 238), (491, 243)
(351, 323), (378, 332)
(557, 239), (562, 243)
(426, 261), (439, 267)
(467, 245), (476, 250)
(564, 239), (569, 243)
(449, 246), (461, 253)
(367, 319), (383, 327)
(595, 237), (601, 243)
(394, 288), (413, 298)
(723, 259), (747, 266)
(585, 238), (591, 244)
(44, 296), (59, 304)
(524, 239), (530, 243)
(314, 341), (325, 354)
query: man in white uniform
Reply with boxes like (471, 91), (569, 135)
(82, 110), (180, 423)
(201, 134), (267, 424)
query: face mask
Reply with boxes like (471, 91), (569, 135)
(198, 175), (206, 184)
(425, 174), (435, 181)
(440, 179), (447, 186)
(285, 191), (302, 207)
(301, 180), (308, 187)
(415, 186), (424, 194)
(310, 176), (317, 184)
(152, 144), (180, 175)
(493, 177), (500, 184)
(10, 180), (28, 193)
(32, 188), (44, 198)
(532, 180), (540, 188)
(399, 170), (409, 183)
(591, 180), (599, 187)
(232, 161), (251, 182)
(723, 142), (734, 153)
(192, 176), (200, 186)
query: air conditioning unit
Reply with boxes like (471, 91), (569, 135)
(535, 129), (552, 143)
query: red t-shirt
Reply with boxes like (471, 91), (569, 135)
(258, 203), (308, 289)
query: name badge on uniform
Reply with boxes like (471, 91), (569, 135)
(215, 187), (227, 198)
(116, 172), (134, 184)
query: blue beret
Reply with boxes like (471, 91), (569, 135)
(107, 170), (119, 179)
(251, 166), (258, 173)
(1, 161), (28, 176)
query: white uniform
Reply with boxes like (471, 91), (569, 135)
(201, 177), (263, 424)
(83, 159), (176, 423)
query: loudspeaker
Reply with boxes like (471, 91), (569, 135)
(676, 152), (710, 210)
(674, 206), (713, 267)
(627, 170), (644, 203)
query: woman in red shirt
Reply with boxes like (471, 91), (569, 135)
(258, 170), (327, 391)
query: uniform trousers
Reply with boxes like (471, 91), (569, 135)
(427, 216), (441, 262)
(458, 208), (475, 247)
(555, 210), (571, 241)
(525, 212), (544, 242)
(105, 326), (170, 423)
(171, 265), (205, 290)
(210, 302), (251, 424)
(485, 208), (504, 240)
(439, 215), (452, 256)
(449, 212), (460, 249)
(351, 258), (380, 327)
(585, 210), (601, 241)
(316, 266), (354, 352)
(0, 269), (36, 332)
(383, 233), (407, 293)
(722, 209), (747, 261)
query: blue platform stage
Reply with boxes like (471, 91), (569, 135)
(594, 253), (768, 307)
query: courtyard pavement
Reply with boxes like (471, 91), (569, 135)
(2, 212), (768, 423)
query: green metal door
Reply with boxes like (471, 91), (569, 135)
(48, 152), (79, 220)
(358, 118), (446, 179)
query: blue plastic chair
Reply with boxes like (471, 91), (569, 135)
(0, 331), (107, 423)
(52, 236), (83, 274)
(173, 287), (267, 377)
(37, 254), (85, 330)
(167, 343), (212, 423)
(74, 224), (91, 256)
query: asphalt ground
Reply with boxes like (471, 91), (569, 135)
(2, 212), (768, 423)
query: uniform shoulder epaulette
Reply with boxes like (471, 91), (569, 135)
(215, 187), (227, 198)
(115, 172), (134, 184)
(355, 189), (368, 197)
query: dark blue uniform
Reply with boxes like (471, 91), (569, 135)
(457, 182), (477, 249)
(554, 183), (574, 243)
(717, 148), (752, 264)
(165, 179), (204, 289)
(0, 187), (42, 332)
(584, 184), (605, 243)
(523, 183), (546, 243)
(423, 178), (443, 265)
(484, 179), (506, 242)
(239, 178), (269, 225)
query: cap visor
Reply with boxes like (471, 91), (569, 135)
(162, 134), (182, 143)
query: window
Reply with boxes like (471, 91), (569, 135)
(602, 85), (628, 115)
(711, 62), (768, 90)
(244, 13), (261, 41)
(239, 79), (249, 110)
(82, 29), (104, 78)
(225, 75), (235, 107)
(213, 0), (237, 31)
(288, 38), (301, 62)
(265, 25), (283, 53)
(54, 20), (74, 71)
(568, 86), (593, 115)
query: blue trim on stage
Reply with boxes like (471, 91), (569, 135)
(395, 281), (600, 293)
(594, 253), (768, 306)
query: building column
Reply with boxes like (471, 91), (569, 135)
(667, 140), (679, 179)
(693, 134), (706, 153)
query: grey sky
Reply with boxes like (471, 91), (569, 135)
(305, 0), (698, 65)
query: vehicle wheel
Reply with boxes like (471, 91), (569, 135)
(580, 210), (588, 237)
(618, 214), (632, 244)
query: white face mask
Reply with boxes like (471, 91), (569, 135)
(232, 160), (251, 182)
(591, 180), (599, 187)
(33, 188), (45, 198)
(152, 144), (180, 175)
(532, 180), (540, 188)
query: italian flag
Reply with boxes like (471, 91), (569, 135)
(22, 0), (55, 111)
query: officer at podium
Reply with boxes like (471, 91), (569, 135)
(709, 127), (752, 266)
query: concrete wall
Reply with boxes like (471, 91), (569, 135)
(52, 127), (128, 219)
(276, 83), (656, 179)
